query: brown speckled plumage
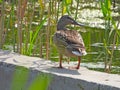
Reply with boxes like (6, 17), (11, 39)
(53, 30), (85, 57)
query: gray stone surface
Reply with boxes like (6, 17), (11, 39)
(0, 50), (120, 90)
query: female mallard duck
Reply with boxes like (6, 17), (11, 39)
(53, 15), (87, 69)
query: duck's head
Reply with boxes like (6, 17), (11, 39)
(57, 15), (84, 30)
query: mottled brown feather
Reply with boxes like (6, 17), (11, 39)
(53, 30), (86, 57)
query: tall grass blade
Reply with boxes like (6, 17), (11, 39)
(100, 1), (107, 18)
(103, 39), (111, 55)
(27, 17), (47, 55)
(0, 0), (5, 49)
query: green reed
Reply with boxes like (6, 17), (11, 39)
(0, 0), (4, 49)
(27, 17), (47, 55)
(100, 0), (120, 72)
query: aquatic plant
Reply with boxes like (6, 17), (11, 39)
(100, 0), (120, 72)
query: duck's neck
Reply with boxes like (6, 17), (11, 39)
(57, 22), (67, 30)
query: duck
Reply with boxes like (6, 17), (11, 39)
(53, 15), (87, 69)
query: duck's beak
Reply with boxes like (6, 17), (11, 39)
(76, 22), (85, 26)
(72, 20), (84, 26)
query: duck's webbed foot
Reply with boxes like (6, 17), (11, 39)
(68, 66), (79, 70)
(57, 65), (64, 69)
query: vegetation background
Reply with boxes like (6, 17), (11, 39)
(0, 0), (120, 73)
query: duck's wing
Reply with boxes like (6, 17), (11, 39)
(54, 30), (85, 47)
(54, 30), (86, 56)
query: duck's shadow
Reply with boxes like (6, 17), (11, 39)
(45, 67), (80, 75)
(30, 60), (81, 75)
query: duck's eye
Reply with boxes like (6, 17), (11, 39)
(67, 17), (73, 21)
(66, 16), (71, 19)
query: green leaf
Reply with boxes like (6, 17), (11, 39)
(0, 0), (2, 3)
(62, 0), (71, 15)
(107, 0), (111, 19)
(66, 0), (72, 5)
(11, 67), (51, 90)
(100, 0), (111, 19)
(100, 1), (107, 17)
(63, 6), (67, 14)
(27, 16), (47, 55)
(28, 74), (51, 90)
(11, 67), (29, 90)
(103, 39), (111, 55)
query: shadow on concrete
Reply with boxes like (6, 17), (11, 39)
(46, 67), (80, 75)
(31, 60), (80, 75)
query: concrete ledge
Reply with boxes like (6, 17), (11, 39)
(0, 50), (120, 90)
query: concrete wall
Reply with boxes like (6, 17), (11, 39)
(0, 50), (120, 90)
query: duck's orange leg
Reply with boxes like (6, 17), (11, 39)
(68, 56), (81, 69)
(76, 56), (81, 69)
(59, 54), (63, 68)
